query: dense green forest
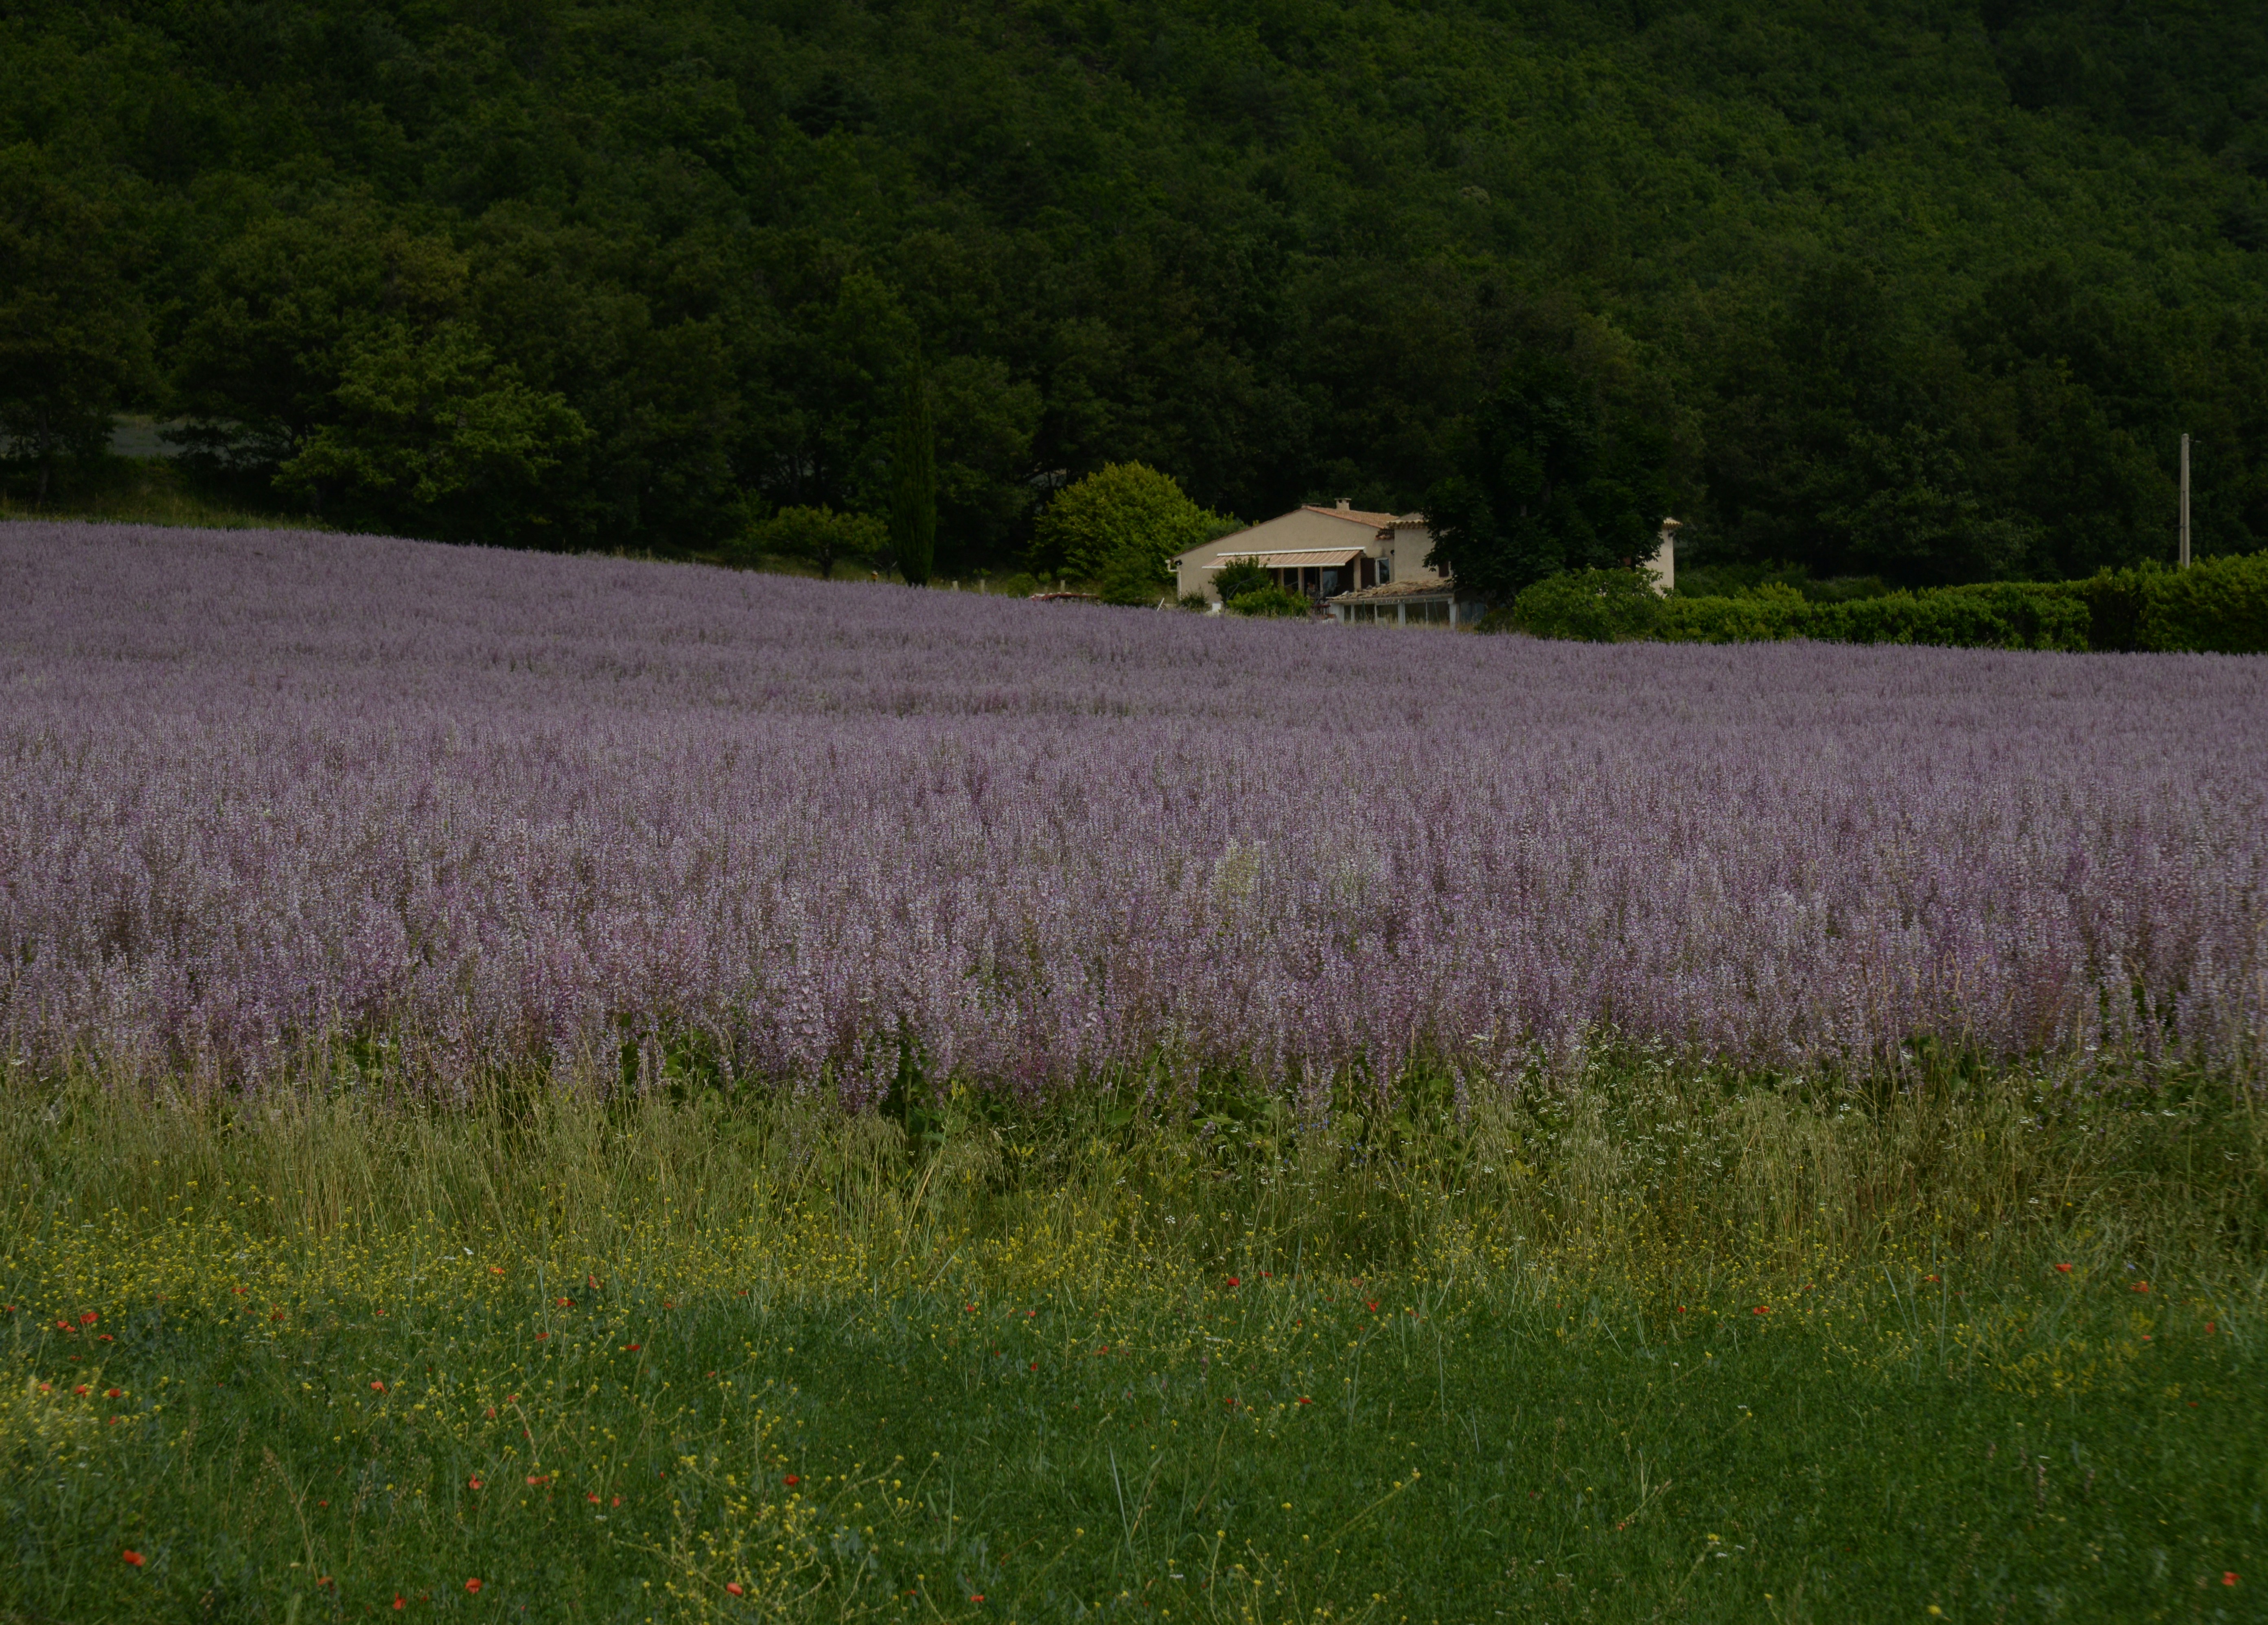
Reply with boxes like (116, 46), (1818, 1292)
(2, 0), (2265, 585)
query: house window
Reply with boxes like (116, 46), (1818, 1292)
(1377, 557), (1392, 584)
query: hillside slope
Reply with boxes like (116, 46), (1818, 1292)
(3, 0), (2265, 576)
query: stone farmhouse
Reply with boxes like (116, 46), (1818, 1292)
(1169, 506), (1680, 628)
(1170, 502), (1467, 625)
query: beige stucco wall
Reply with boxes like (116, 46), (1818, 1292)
(1171, 508), (1442, 602)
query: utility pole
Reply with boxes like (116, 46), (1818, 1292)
(2179, 434), (2191, 569)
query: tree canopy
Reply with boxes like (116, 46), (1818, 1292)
(1, 0), (2264, 580)
(1032, 462), (1226, 603)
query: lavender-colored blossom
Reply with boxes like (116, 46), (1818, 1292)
(2, 522), (2262, 1100)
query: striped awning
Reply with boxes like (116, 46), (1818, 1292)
(1208, 548), (1364, 569)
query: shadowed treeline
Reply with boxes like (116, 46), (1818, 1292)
(0, 0), (2265, 579)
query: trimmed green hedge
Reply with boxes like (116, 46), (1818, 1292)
(2043, 553), (2268, 653)
(1536, 551), (2268, 654)
(1510, 569), (1666, 642)
(1653, 582), (2089, 650)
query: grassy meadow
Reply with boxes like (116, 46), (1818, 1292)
(5, 1052), (2261, 1624)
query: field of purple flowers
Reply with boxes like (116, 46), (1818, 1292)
(4, 521), (2264, 1101)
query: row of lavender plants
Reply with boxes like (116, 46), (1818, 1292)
(3, 523), (2264, 1103)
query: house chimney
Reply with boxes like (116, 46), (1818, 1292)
(1335, 498), (1351, 511)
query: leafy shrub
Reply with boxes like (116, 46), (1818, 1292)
(2024, 554), (2268, 653)
(1226, 585), (1310, 618)
(1097, 548), (1172, 606)
(1032, 464), (1230, 601)
(1212, 557), (1271, 601)
(1819, 584), (2089, 650)
(1657, 581), (2089, 649)
(1511, 568), (1662, 641)
(2054, 571), (2149, 652)
(1671, 563), (1810, 600)
(1656, 593), (1807, 643)
(2136, 552), (2268, 653)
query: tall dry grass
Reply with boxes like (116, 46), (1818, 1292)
(7, 1047), (2259, 1290)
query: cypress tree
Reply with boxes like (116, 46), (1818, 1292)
(888, 357), (936, 586)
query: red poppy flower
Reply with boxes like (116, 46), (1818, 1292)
(371, 1380), (385, 1392)
(121, 1550), (145, 1567)
(486, 1407), (497, 1419)
(662, 1301), (674, 1309)
(727, 1581), (745, 1597)
(490, 1266), (504, 1275)
(970, 1596), (985, 1604)
(527, 1474), (548, 1486)
(1366, 1301), (1379, 1312)
(965, 1304), (977, 1314)
(55, 1320), (71, 1332)
(535, 1332), (549, 1340)
(2207, 1322), (2217, 1334)
(556, 1297), (573, 1308)
(468, 1476), (484, 1490)
(74, 1384), (90, 1396)
(1296, 1396), (1312, 1405)
(623, 1343), (641, 1352)
(1226, 1277), (1240, 1288)
(465, 1578), (482, 1594)
(588, 1492), (601, 1503)
(611, 1496), (622, 1507)
(1753, 1306), (1771, 1316)
(80, 1311), (99, 1325)
(784, 1474), (800, 1486)
(2132, 1281), (2150, 1293)
(2226, 1573), (2239, 1586)
(105, 1388), (123, 1398)
(232, 1288), (248, 1296)
(1923, 1274), (1939, 1283)
(318, 1575), (333, 1587)
(36, 1382), (49, 1393)
(2055, 1263), (2073, 1273)
(97, 1334), (112, 1342)
(394, 1597), (406, 1610)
